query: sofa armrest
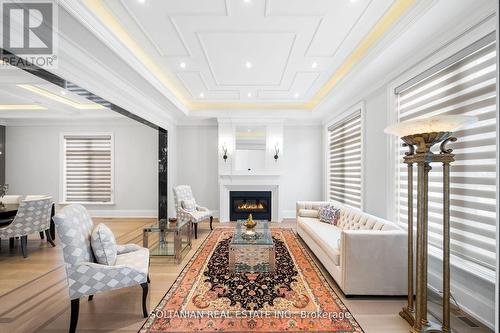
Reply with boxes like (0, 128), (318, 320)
(296, 201), (330, 218)
(340, 230), (408, 295)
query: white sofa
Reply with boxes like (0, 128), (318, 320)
(296, 200), (407, 296)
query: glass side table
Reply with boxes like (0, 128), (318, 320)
(143, 219), (192, 263)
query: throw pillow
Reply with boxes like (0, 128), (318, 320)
(319, 205), (340, 225)
(181, 199), (197, 212)
(298, 209), (319, 218)
(91, 223), (118, 265)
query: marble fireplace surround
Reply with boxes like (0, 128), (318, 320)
(219, 174), (281, 222)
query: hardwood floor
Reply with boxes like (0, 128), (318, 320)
(0, 219), (491, 333)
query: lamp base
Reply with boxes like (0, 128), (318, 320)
(399, 306), (415, 326)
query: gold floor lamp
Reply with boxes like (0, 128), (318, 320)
(385, 115), (476, 333)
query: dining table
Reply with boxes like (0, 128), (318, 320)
(0, 203), (56, 239)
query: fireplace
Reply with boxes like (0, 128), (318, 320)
(229, 191), (271, 221)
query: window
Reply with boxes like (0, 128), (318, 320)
(327, 109), (363, 209)
(394, 33), (497, 271)
(62, 134), (113, 204)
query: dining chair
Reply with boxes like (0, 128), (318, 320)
(25, 195), (54, 240)
(53, 204), (150, 333)
(0, 197), (55, 257)
(173, 185), (213, 239)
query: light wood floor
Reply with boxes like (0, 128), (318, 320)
(0, 219), (490, 333)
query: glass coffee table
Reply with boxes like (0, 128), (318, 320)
(143, 219), (192, 263)
(229, 220), (275, 273)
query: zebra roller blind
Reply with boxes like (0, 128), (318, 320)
(327, 110), (363, 209)
(395, 34), (497, 271)
(63, 134), (113, 203)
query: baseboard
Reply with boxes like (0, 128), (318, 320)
(88, 209), (157, 218)
(282, 210), (296, 219)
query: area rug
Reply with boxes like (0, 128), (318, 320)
(140, 228), (364, 332)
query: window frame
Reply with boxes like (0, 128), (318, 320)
(59, 132), (115, 205)
(324, 102), (365, 210)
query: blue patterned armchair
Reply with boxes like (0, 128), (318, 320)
(53, 204), (150, 333)
(173, 185), (213, 239)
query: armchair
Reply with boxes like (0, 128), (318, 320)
(53, 204), (150, 333)
(173, 185), (213, 239)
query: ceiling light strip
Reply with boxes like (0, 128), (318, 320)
(17, 84), (106, 109)
(312, 0), (416, 103)
(85, 0), (189, 106)
(0, 104), (47, 110)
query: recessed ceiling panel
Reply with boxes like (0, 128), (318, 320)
(199, 32), (296, 86)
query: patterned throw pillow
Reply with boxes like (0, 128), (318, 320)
(181, 199), (197, 212)
(319, 205), (340, 225)
(91, 223), (117, 265)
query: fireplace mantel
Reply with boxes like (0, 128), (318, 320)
(219, 174), (282, 223)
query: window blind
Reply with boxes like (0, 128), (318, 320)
(327, 110), (362, 209)
(396, 35), (497, 270)
(63, 135), (113, 203)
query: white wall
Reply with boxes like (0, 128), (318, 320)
(5, 119), (158, 217)
(175, 124), (323, 218)
(281, 125), (323, 217)
(176, 125), (219, 213)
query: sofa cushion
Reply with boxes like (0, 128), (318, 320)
(319, 206), (340, 225)
(298, 209), (319, 218)
(298, 217), (341, 266)
(91, 223), (117, 265)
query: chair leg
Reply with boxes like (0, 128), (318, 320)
(147, 274), (150, 283)
(141, 283), (149, 318)
(20, 235), (28, 258)
(70, 298), (80, 333)
(39, 231), (45, 239)
(9, 237), (14, 249)
(193, 223), (198, 239)
(210, 216), (213, 231)
(45, 229), (56, 247)
(88, 295), (93, 301)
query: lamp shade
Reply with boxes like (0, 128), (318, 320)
(384, 115), (477, 137)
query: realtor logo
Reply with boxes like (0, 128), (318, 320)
(1, 0), (58, 68)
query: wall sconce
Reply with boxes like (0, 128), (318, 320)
(273, 143), (280, 162)
(222, 143), (228, 163)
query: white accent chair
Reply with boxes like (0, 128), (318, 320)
(53, 204), (150, 333)
(0, 197), (55, 257)
(173, 185), (213, 239)
(1, 195), (23, 204)
(296, 200), (407, 296)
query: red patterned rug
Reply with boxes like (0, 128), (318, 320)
(140, 228), (364, 332)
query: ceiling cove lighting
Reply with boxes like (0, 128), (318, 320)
(17, 84), (106, 110)
(0, 104), (47, 110)
(85, 0), (415, 110)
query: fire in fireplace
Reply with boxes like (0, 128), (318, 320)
(230, 191), (271, 221)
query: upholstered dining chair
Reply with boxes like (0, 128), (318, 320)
(173, 185), (213, 239)
(0, 197), (55, 257)
(53, 204), (150, 333)
(25, 195), (54, 240)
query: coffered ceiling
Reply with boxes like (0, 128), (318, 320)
(71, 0), (415, 111)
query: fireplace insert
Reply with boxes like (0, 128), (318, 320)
(229, 191), (271, 221)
